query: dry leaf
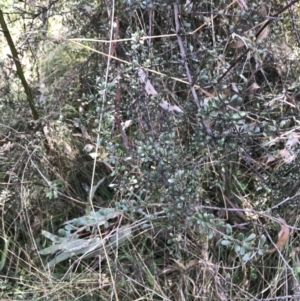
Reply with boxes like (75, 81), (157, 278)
(280, 148), (296, 164)
(138, 68), (147, 83)
(184, 0), (193, 13)
(265, 154), (277, 164)
(138, 68), (158, 96)
(203, 97), (212, 105)
(109, 20), (119, 56)
(121, 120), (133, 130)
(257, 25), (269, 41)
(231, 83), (239, 93)
(1, 141), (14, 152)
(89, 151), (108, 160)
(267, 217), (290, 254)
(237, 0), (248, 10)
(145, 81), (158, 95)
(159, 100), (183, 113)
(286, 133), (299, 149)
(229, 39), (246, 49)
(259, 4), (270, 17)
(247, 83), (260, 95)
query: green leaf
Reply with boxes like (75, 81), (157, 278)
(257, 249), (264, 256)
(208, 229), (214, 239)
(64, 224), (75, 231)
(63, 208), (123, 228)
(234, 244), (241, 252)
(221, 240), (231, 246)
(41, 230), (64, 243)
(232, 112), (247, 119)
(245, 233), (256, 242)
(226, 224), (232, 235)
(39, 244), (62, 255)
(43, 238), (106, 268)
(237, 233), (244, 240)
(242, 252), (252, 261)
(230, 94), (239, 101)
(259, 235), (266, 245)
(39, 238), (86, 255)
(47, 252), (73, 269)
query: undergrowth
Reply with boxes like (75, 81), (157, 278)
(1, 0), (300, 300)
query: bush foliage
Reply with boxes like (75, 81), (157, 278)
(1, 0), (300, 300)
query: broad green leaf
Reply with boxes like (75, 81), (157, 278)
(46, 238), (106, 268)
(41, 230), (64, 243)
(39, 244), (63, 255)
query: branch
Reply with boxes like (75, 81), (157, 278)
(0, 10), (39, 120)
(173, 4), (213, 136)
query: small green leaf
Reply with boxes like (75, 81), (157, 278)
(65, 224), (75, 231)
(208, 229), (214, 239)
(221, 240), (231, 246)
(234, 244), (241, 252)
(230, 94), (239, 101)
(237, 233), (244, 240)
(259, 235), (266, 245)
(245, 233), (256, 242)
(242, 252), (252, 261)
(257, 249), (264, 256)
(232, 112), (247, 119)
(58, 229), (66, 236)
(226, 224), (232, 234)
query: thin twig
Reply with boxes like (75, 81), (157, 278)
(173, 4), (200, 109)
(173, 4), (213, 135)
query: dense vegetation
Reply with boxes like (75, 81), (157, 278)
(1, 0), (300, 300)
